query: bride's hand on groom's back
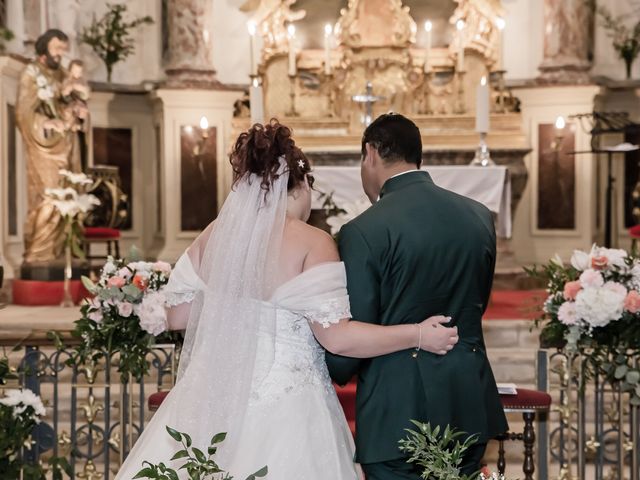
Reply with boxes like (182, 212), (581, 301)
(419, 316), (458, 356)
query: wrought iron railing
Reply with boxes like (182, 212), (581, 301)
(540, 348), (640, 480)
(3, 340), (177, 479)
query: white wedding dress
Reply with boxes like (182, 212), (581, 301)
(115, 258), (358, 479)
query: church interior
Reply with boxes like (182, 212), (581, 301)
(2, 0), (640, 478)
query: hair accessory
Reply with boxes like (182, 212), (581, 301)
(297, 159), (305, 169)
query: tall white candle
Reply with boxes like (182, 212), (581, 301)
(456, 19), (465, 72)
(324, 23), (332, 75)
(476, 76), (490, 133)
(287, 24), (297, 77)
(424, 20), (432, 73)
(496, 17), (506, 71)
(249, 77), (264, 125)
(247, 21), (257, 76)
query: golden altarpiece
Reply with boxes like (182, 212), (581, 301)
(236, 0), (526, 165)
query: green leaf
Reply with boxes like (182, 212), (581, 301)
(192, 447), (207, 463)
(133, 467), (156, 478)
(183, 432), (192, 448)
(626, 370), (640, 384)
(81, 275), (98, 293)
(211, 432), (227, 445)
(245, 466), (268, 479)
(166, 426), (182, 443)
(171, 449), (189, 460)
(208, 446), (218, 456)
(615, 364), (628, 379)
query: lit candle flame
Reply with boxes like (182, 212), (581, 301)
(287, 24), (296, 38)
(496, 17), (506, 31)
(200, 116), (209, 130)
(555, 116), (565, 130)
(247, 21), (256, 36)
(425, 20), (433, 32)
(481, 76), (487, 86)
(325, 23), (332, 36)
(252, 77), (259, 87)
(456, 19), (465, 31)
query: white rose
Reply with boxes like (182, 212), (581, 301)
(136, 291), (168, 336)
(570, 249), (591, 271)
(574, 282), (627, 328)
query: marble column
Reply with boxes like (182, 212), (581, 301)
(538, 0), (593, 84)
(6, 0), (26, 54)
(164, 0), (220, 88)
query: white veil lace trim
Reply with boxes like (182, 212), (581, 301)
(170, 158), (288, 468)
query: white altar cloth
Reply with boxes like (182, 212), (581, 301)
(311, 165), (512, 238)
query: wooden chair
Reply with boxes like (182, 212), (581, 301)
(83, 227), (121, 261)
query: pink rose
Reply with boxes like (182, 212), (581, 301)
(579, 269), (604, 288)
(558, 302), (578, 325)
(87, 310), (103, 323)
(107, 276), (126, 288)
(625, 291), (640, 313)
(116, 301), (134, 318)
(591, 255), (609, 270)
(563, 281), (582, 301)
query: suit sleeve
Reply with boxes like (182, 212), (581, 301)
(325, 222), (381, 385)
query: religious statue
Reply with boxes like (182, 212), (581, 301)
(60, 59), (91, 171)
(240, 0), (306, 56)
(15, 29), (86, 264)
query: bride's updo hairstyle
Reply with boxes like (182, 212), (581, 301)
(230, 119), (313, 193)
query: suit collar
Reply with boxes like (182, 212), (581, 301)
(379, 170), (433, 198)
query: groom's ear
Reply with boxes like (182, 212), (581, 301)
(364, 143), (378, 166)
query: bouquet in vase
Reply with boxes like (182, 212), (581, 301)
(69, 257), (175, 382)
(528, 244), (640, 404)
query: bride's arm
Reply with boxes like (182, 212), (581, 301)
(305, 233), (458, 358)
(165, 222), (215, 330)
(310, 315), (456, 358)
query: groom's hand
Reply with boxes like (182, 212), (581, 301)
(419, 316), (458, 355)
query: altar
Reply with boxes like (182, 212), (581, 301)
(312, 165), (512, 238)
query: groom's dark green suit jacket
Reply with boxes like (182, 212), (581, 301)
(326, 170), (509, 464)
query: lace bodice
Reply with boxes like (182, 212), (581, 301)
(164, 257), (352, 405)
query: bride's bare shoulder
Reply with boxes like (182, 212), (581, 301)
(287, 220), (339, 267)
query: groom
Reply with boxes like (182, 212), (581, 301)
(326, 113), (508, 479)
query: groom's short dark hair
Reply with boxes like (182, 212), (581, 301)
(361, 113), (422, 168)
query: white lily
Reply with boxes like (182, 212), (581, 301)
(59, 169), (94, 186)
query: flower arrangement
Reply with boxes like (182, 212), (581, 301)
(0, 387), (71, 479)
(80, 3), (153, 82)
(69, 256), (175, 382)
(26, 63), (57, 118)
(45, 169), (100, 259)
(597, 5), (640, 78)
(134, 426), (268, 480)
(527, 244), (640, 404)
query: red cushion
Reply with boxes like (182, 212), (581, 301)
(149, 391), (170, 411)
(630, 225), (640, 239)
(500, 388), (552, 411)
(85, 227), (121, 239)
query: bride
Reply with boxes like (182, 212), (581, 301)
(115, 120), (458, 479)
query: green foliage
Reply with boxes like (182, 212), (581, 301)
(0, 27), (14, 53)
(134, 426), (268, 480)
(0, 352), (71, 479)
(597, 5), (640, 76)
(80, 3), (153, 82)
(399, 421), (479, 480)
